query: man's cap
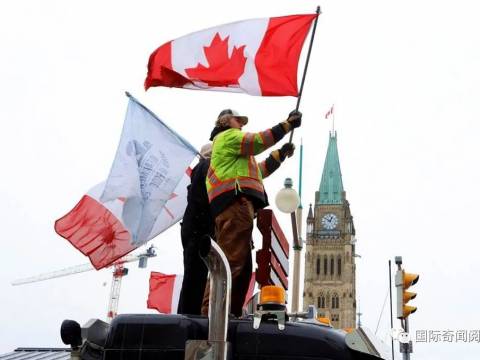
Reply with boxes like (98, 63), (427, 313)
(216, 109), (248, 126)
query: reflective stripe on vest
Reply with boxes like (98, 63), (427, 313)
(258, 161), (268, 178)
(207, 176), (265, 202)
(258, 129), (275, 148)
(207, 166), (222, 186)
(241, 133), (256, 156)
(240, 129), (275, 156)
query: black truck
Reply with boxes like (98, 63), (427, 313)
(60, 241), (390, 360)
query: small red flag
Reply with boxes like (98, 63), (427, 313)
(325, 105), (334, 119)
(147, 272), (183, 314)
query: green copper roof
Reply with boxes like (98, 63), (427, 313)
(318, 131), (344, 204)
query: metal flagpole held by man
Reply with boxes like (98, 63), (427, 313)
(289, 6), (321, 144)
(288, 6), (321, 311)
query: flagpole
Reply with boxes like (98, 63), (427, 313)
(332, 104), (335, 133)
(291, 138), (304, 312)
(289, 6), (321, 143)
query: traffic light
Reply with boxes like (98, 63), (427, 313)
(395, 269), (419, 319)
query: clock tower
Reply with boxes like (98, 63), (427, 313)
(303, 131), (357, 329)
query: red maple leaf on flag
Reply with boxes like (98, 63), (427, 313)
(185, 33), (247, 87)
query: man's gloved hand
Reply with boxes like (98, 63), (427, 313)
(279, 143), (295, 161)
(287, 110), (302, 129)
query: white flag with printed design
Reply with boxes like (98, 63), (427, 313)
(55, 93), (197, 269)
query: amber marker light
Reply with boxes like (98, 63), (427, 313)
(316, 317), (332, 327)
(259, 285), (286, 305)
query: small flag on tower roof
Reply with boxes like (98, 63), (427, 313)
(325, 104), (334, 119)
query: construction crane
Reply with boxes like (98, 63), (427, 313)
(12, 245), (157, 322)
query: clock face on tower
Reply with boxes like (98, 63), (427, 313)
(321, 213), (338, 230)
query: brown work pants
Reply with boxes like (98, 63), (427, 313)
(201, 196), (254, 317)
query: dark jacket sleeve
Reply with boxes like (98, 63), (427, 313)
(185, 158), (215, 238)
(258, 149), (284, 179)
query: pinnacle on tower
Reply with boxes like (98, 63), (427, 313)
(307, 203), (313, 219)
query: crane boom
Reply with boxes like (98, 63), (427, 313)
(11, 263), (95, 285)
(11, 246), (156, 286)
(12, 245), (156, 322)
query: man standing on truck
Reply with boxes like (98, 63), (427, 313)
(177, 143), (215, 315)
(202, 109), (301, 317)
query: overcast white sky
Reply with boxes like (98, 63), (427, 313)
(1, 1), (479, 359)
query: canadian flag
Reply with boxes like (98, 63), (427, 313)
(54, 94), (197, 270)
(145, 14), (318, 96)
(325, 104), (334, 119)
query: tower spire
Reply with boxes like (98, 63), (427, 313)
(318, 132), (344, 204)
(304, 129), (356, 330)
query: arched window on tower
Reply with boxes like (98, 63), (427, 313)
(332, 293), (340, 309)
(337, 256), (342, 277)
(316, 256), (320, 277)
(307, 220), (313, 234)
(330, 256), (334, 276)
(318, 293), (326, 308)
(324, 255), (328, 275)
